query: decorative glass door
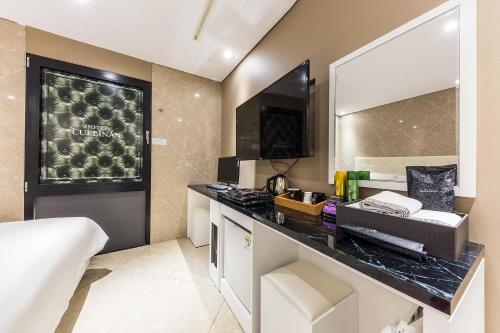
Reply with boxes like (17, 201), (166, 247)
(25, 54), (152, 250)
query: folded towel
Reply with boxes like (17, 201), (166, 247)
(409, 210), (463, 227)
(355, 191), (422, 218)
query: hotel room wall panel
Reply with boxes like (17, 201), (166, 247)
(151, 64), (221, 243)
(35, 192), (146, 252)
(220, 0), (500, 330)
(0, 26), (222, 244)
(220, 0), (447, 194)
(0, 18), (25, 222)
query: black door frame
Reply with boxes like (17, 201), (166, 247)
(24, 54), (152, 244)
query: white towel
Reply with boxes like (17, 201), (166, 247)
(355, 191), (422, 217)
(410, 210), (463, 227)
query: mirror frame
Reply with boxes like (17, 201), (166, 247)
(328, 0), (477, 197)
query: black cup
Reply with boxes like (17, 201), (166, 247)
(311, 192), (325, 204)
(287, 188), (303, 201)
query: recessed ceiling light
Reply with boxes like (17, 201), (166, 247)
(399, 119), (404, 123)
(223, 49), (233, 59)
(177, 118), (183, 123)
(7, 95), (15, 100)
(412, 125), (418, 129)
(443, 21), (458, 33)
(194, 93), (200, 98)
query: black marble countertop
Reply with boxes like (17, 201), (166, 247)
(188, 184), (485, 315)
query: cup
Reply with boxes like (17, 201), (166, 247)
(303, 191), (313, 204)
(275, 211), (285, 225)
(311, 192), (325, 204)
(287, 188), (303, 201)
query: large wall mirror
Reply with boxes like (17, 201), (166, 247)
(328, 0), (476, 197)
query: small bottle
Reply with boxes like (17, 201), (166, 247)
(358, 170), (370, 181)
(347, 171), (359, 202)
(334, 171), (347, 198)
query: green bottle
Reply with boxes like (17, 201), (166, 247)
(358, 170), (370, 181)
(346, 171), (359, 202)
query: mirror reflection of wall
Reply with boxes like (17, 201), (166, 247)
(334, 8), (459, 182)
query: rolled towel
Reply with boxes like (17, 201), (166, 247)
(409, 210), (463, 227)
(356, 191), (422, 218)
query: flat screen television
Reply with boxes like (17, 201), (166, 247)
(236, 60), (313, 160)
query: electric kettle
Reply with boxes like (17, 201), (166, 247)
(266, 174), (288, 196)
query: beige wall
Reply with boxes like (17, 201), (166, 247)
(473, 0), (500, 332)
(0, 24), (222, 243)
(151, 64), (221, 242)
(221, 0), (500, 331)
(336, 88), (457, 171)
(26, 27), (151, 81)
(221, 0), (448, 193)
(0, 18), (25, 221)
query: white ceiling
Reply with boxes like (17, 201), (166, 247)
(336, 8), (459, 115)
(0, 0), (296, 82)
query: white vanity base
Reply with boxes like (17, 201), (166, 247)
(187, 189), (485, 333)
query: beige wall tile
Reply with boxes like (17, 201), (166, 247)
(0, 18), (25, 222)
(336, 88), (457, 170)
(151, 64), (221, 243)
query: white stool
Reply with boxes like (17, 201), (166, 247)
(188, 207), (210, 247)
(261, 260), (358, 333)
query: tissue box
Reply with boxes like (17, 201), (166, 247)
(335, 202), (469, 261)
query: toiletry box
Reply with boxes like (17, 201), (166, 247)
(335, 202), (468, 261)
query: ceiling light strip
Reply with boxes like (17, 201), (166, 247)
(193, 0), (216, 40)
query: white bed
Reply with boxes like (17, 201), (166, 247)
(0, 217), (108, 333)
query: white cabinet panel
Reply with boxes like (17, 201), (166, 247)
(223, 217), (252, 312)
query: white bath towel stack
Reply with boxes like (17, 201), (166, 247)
(349, 191), (463, 227)
(350, 191), (422, 218)
(409, 210), (463, 227)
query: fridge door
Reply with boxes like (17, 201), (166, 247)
(223, 217), (252, 311)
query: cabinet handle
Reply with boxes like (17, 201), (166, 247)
(244, 234), (252, 249)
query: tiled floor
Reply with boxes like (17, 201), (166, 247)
(56, 239), (243, 333)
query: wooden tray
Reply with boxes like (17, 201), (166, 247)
(274, 193), (326, 216)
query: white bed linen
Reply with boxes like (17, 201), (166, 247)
(0, 217), (108, 333)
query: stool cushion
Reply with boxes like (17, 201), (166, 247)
(263, 260), (353, 321)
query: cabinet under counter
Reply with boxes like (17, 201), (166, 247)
(188, 185), (485, 333)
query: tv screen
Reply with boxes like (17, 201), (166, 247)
(217, 156), (239, 184)
(236, 60), (311, 160)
